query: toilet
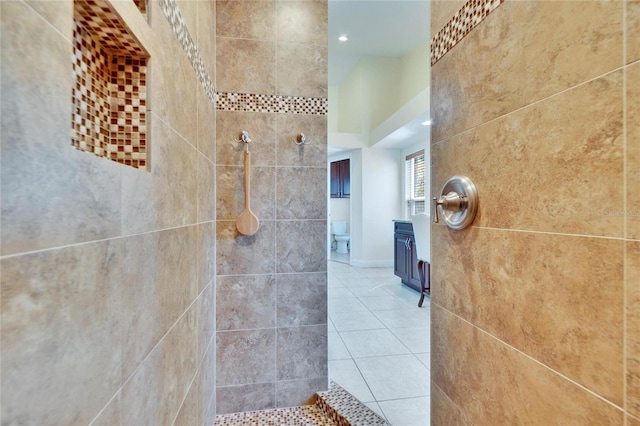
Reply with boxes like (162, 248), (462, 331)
(332, 221), (350, 254)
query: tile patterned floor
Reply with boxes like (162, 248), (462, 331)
(328, 262), (431, 426)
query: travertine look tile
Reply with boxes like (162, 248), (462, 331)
(1, 240), (123, 425)
(628, 62), (640, 240)
(628, 0), (640, 64)
(91, 391), (121, 426)
(198, 84), (217, 163)
(120, 227), (198, 380)
(430, 0), (467, 38)
(197, 153), (216, 223)
(277, 0), (327, 46)
(150, 6), (199, 147)
(276, 113), (327, 167)
(216, 220), (276, 275)
(216, 37), (276, 94)
(197, 222), (216, 293)
(277, 272), (327, 327)
(276, 168), (327, 219)
(277, 325), (327, 380)
(174, 365), (202, 426)
(202, 334), (217, 423)
(216, 274), (276, 331)
(432, 71), (624, 237)
(121, 117), (198, 235)
(216, 329), (277, 385)
(198, 1), (216, 79)
(430, 382), (470, 426)
(628, 241), (640, 417)
(629, 415), (640, 426)
(276, 220), (327, 273)
(276, 42), (328, 98)
(431, 0), (623, 143)
(1, 1), (122, 255)
(216, 165), (275, 221)
(217, 383), (276, 414)
(25, 0), (73, 39)
(216, 110), (277, 166)
(431, 304), (625, 425)
(199, 280), (216, 363)
(276, 377), (328, 408)
(216, 0), (276, 41)
(432, 226), (624, 405)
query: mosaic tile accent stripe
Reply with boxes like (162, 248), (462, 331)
(216, 92), (328, 115)
(430, 0), (505, 65)
(157, 0), (215, 103)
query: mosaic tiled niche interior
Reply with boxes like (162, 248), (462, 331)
(72, 0), (150, 170)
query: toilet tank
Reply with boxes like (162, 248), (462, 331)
(332, 221), (347, 234)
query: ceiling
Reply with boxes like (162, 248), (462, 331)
(328, 0), (431, 86)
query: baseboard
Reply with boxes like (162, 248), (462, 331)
(349, 258), (394, 268)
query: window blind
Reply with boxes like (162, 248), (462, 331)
(405, 150), (426, 219)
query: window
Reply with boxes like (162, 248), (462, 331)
(405, 150), (425, 219)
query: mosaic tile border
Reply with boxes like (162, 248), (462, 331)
(157, 0), (215, 103)
(430, 0), (505, 65)
(216, 91), (328, 115)
(316, 381), (389, 426)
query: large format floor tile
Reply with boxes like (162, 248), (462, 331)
(327, 262), (431, 425)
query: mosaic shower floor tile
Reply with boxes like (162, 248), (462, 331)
(213, 381), (389, 426)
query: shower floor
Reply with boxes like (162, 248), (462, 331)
(213, 381), (388, 426)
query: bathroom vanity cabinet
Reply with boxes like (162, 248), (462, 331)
(393, 221), (421, 292)
(330, 159), (350, 198)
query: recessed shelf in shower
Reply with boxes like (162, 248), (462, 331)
(71, 0), (150, 170)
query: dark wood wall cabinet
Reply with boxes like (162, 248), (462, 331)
(330, 159), (350, 198)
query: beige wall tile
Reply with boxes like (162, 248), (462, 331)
(431, 0), (623, 143)
(198, 281), (216, 362)
(276, 113), (327, 167)
(430, 382), (470, 426)
(276, 42), (328, 98)
(433, 71), (624, 237)
(1, 1), (122, 255)
(216, 37), (276, 94)
(628, 241), (640, 417)
(24, 0), (73, 40)
(216, 220), (276, 275)
(197, 222), (217, 293)
(149, 5), (199, 146)
(276, 0), (327, 46)
(432, 226), (625, 405)
(432, 304), (625, 424)
(216, 165), (276, 221)
(121, 117), (198, 235)
(627, 62), (640, 240)
(216, 329), (277, 385)
(217, 0), (276, 41)
(91, 391), (121, 426)
(216, 274), (276, 331)
(216, 110), (277, 166)
(120, 227), (198, 380)
(216, 383), (276, 414)
(628, 0), (640, 64)
(276, 167), (327, 219)
(174, 365), (202, 426)
(1, 240), (123, 425)
(198, 87), (217, 163)
(276, 220), (327, 273)
(198, 1), (216, 78)
(276, 378), (328, 407)
(201, 335), (217, 421)
(629, 415), (640, 426)
(197, 153), (216, 223)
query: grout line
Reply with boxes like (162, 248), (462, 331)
(433, 302), (627, 413)
(467, 225), (630, 242)
(432, 65), (628, 149)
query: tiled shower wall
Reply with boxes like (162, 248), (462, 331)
(214, 0), (329, 414)
(430, 0), (639, 424)
(1, 0), (216, 424)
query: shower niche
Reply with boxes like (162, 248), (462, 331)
(71, 0), (150, 170)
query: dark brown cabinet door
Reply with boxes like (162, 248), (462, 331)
(330, 159), (350, 198)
